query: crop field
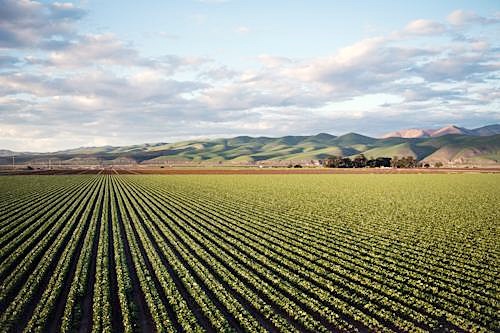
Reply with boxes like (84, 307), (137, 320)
(0, 174), (499, 332)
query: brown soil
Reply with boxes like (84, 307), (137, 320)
(1, 167), (499, 176)
(130, 167), (500, 175)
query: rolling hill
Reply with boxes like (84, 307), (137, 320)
(1, 126), (499, 166)
(382, 124), (500, 138)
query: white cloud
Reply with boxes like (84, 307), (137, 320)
(47, 33), (141, 68)
(1, 5), (499, 151)
(22, 33), (210, 76)
(403, 19), (446, 35)
(0, 0), (86, 48)
(448, 10), (479, 26)
(447, 9), (500, 26)
(198, 66), (238, 80)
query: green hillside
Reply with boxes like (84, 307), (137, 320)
(361, 142), (437, 160)
(1, 133), (499, 166)
(421, 135), (500, 165)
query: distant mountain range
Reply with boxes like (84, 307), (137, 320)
(1, 124), (499, 166)
(382, 124), (500, 138)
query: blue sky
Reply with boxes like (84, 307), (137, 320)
(0, 0), (499, 151)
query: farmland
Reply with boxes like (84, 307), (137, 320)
(0, 174), (499, 332)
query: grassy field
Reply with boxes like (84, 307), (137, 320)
(0, 174), (499, 332)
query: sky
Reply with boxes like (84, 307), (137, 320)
(0, 0), (499, 152)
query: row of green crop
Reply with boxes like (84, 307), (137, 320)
(23, 176), (104, 332)
(165, 185), (498, 329)
(196, 183), (497, 330)
(0, 176), (93, 240)
(116, 177), (219, 332)
(0, 180), (62, 223)
(113, 176), (292, 332)
(1, 174), (497, 332)
(1, 176), (142, 332)
(60, 176), (105, 332)
(0, 177), (97, 265)
(111, 177), (179, 333)
(311, 176), (497, 258)
(0, 176), (96, 223)
(0, 176), (104, 332)
(152, 177), (499, 301)
(124, 177), (422, 332)
(115, 176), (358, 332)
(130, 175), (498, 332)
(167, 174), (499, 266)
(92, 176), (113, 332)
(0, 176), (73, 213)
(109, 176), (135, 333)
(158, 176), (499, 286)
(203, 189), (500, 306)
(0, 177), (98, 286)
(0, 176), (100, 299)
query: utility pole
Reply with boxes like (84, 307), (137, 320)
(48, 158), (51, 170)
(12, 155), (15, 170)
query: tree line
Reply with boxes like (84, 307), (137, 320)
(322, 155), (420, 168)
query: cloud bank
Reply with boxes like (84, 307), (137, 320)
(0, 1), (499, 151)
